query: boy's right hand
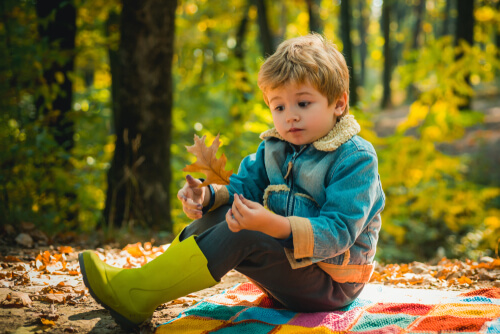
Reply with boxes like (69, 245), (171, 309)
(177, 175), (206, 220)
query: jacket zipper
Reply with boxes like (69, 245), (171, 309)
(285, 145), (308, 216)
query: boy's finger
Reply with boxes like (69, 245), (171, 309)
(231, 203), (243, 220)
(183, 207), (202, 218)
(234, 196), (250, 217)
(226, 210), (241, 233)
(239, 194), (258, 209)
(225, 209), (235, 225)
(238, 194), (251, 207)
(183, 197), (203, 210)
(186, 174), (200, 187)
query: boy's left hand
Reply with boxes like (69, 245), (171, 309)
(226, 194), (291, 239)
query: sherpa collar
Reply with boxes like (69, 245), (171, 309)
(259, 114), (361, 152)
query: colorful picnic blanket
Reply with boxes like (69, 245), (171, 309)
(156, 283), (500, 333)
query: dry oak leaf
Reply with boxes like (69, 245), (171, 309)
(1, 292), (32, 308)
(183, 134), (233, 187)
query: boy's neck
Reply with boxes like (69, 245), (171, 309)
(291, 143), (308, 152)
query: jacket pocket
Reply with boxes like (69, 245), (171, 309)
(293, 194), (320, 218)
(263, 185), (289, 216)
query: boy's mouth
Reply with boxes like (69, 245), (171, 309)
(289, 128), (302, 133)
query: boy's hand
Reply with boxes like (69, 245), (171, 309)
(226, 194), (291, 239)
(177, 175), (207, 220)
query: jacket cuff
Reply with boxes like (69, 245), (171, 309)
(210, 184), (229, 212)
(287, 216), (314, 259)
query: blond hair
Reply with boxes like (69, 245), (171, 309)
(258, 34), (350, 116)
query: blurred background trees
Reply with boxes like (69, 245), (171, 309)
(1, 0), (499, 263)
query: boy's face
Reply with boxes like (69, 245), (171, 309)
(267, 81), (346, 146)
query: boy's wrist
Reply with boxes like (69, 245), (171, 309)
(265, 213), (291, 239)
(202, 186), (211, 207)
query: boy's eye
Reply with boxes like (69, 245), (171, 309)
(298, 101), (310, 107)
(274, 105), (284, 112)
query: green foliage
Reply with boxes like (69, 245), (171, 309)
(377, 32), (500, 262)
(0, 0), (113, 235)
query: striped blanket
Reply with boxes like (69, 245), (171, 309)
(157, 283), (500, 333)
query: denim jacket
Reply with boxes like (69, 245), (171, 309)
(210, 115), (385, 283)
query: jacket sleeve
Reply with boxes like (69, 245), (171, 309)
(287, 149), (383, 262)
(211, 141), (270, 210)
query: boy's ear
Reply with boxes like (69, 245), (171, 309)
(334, 92), (348, 116)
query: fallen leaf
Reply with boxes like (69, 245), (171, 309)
(35, 294), (66, 304)
(123, 242), (145, 258)
(1, 292), (32, 308)
(40, 318), (56, 326)
(58, 246), (74, 254)
(168, 297), (199, 306)
(183, 134), (233, 187)
(458, 276), (473, 285)
(1, 255), (23, 262)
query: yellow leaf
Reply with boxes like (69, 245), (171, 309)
(41, 318), (56, 326)
(183, 134), (233, 187)
(458, 276), (472, 285)
(54, 71), (65, 84)
(123, 242), (145, 258)
(57, 246), (74, 254)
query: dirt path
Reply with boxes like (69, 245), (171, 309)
(373, 96), (500, 153)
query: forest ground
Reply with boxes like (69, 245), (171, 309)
(1, 96), (499, 334)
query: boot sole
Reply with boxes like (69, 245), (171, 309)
(78, 252), (141, 332)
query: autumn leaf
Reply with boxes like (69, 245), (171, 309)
(1, 256), (22, 263)
(123, 242), (145, 258)
(458, 276), (473, 285)
(1, 292), (32, 308)
(57, 246), (74, 254)
(40, 318), (56, 326)
(183, 134), (233, 187)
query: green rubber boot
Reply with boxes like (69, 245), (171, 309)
(169, 229), (182, 248)
(78, 236), (218, 331)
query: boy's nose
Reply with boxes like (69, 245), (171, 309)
(286, 111), (300, 122)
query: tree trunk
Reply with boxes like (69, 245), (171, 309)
(340, 0), (358, 107)
(357, 0), (369, 86)
(496, 0), (500, 76)
(496, 1), (500, 52)
(306, 0), (322, 34)
(106, 8), (121, 135)
(254, 0), (274, 57)
(35, 0), (76, 151)
(104, 0), (176, 232)
(407, 0), (426, 101)
(454, 0), (474, 110)
(393, 1), (407, 67)
(381, 0), (392, 109)
(412, 0), (426, 50)
(235, 2), (251, 104)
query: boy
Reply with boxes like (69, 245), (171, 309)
(79, 33), (385, 331)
